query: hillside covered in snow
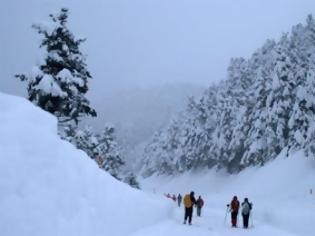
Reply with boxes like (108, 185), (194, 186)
(141, 15), (315, 176)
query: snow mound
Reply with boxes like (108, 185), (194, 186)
(0, 93), (170, 236)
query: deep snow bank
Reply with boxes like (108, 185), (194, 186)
(0, 93), (170, 236)
(141, 151), (315, 236)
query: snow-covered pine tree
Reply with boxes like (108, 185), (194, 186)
(67, 124), (126, 181)
(73, 126), (99, 158)
(141, 125), (180, 176)
(16, 8), (96, 125)
(223, 57), (253, 171)
(288, 16), (315, 154)
(96, 124), (125, 180)
(241, 40), (276, 167)
(181, 96), (213, 170)
(141, 132), (160, 176)
(304, 68), (315, 156)
(254, 34), (295, 161)
(124, 173), (140, 189)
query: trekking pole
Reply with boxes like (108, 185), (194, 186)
(251, 202), (254, 227)
(224, 204), (229, 225)
(250, 211), (254, 228)
(236, 205), (241, 227)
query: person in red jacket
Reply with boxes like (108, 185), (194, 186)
(196, 196), (204, 217)
(230, 195), (240, 227)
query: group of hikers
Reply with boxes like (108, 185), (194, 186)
(166, 191), (253, 229)
(165, 193), (177, 202)
(166, 192), (204, 224)
(182, 192), (204, 224)
(228, 195), (253, 228)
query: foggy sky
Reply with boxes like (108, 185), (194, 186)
(1, 0), (315, 99)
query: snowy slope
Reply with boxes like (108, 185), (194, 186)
(0, 93), (171, 236)
(140, 152), (315, 236)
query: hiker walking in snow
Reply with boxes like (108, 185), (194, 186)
(172, 194), (176, 202)
(230, 195), (240, 227)
(177, 194), (182, 207)
(183, 191), (196, 225)
(196, 195), (204, 217)
(241, 198), (252, 228)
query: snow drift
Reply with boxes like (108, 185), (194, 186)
(0, 93), (170, 236)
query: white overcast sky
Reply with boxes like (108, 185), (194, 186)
(1, 0), (315, 98)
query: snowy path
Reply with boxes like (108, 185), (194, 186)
(130, 200), (300, 236)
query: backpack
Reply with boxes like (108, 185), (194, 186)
(197, 198), (204, 208)
(183, 194), (192, 208)
(242, 202), (250, 215)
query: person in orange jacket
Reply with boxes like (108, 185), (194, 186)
(183, 191), (196, 225)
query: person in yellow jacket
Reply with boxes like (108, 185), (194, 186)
(183, 191), (196, 225)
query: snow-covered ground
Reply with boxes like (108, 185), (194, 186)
(1, 92), (314, 236)
(140, 152), (315, 236)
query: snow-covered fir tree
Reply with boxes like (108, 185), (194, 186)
(123, 173), (140, 189)
(95, 124), (125, 180)
(66, 124), (125, 180)
(73, 126), (99, 158)
(16, 8), (96, 125)
(141, 15), (315, 176)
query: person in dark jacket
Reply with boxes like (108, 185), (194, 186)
(177, 193), (182, 207)
(241, 198), (252, 228)
(230, 195), (240, 227)
(196, 196), (204, 217)
(183, 191), (196, 225)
